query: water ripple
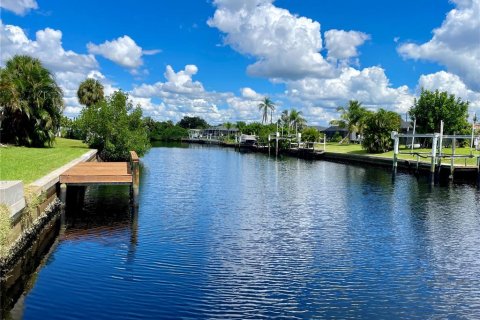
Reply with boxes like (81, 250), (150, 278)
(8, 145), (480, 319)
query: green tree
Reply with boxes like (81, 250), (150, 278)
(224, 122), (233, 141)
(280, 110), (289, 126)
(236, 121), (246, 133)
(330, 100), (371, 143)
(77, 78), (104, 107)
(0, 55), (64, 147)
(158, 125), (188, 141)
(409, 89), (470, 135)
(258, 97), (275, 124)
(301, 127), (320, 142)
(79, 90), (150, 160)
(177, 116), (209, 129)
(144, 118), (188, 141)
(62, 116), (85, 140)
(362, 109), (401, 153)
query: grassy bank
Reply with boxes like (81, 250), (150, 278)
(322, 143), (479, 166)
(0, 138), (90, 183)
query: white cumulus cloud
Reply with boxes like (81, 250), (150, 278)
(286, 66), (414, 122)
(398, 0), (480, 90)
(241, 87), (262, 100)
(87, 35), (159, 71)
(324, 29), (370, 62)
(207, 0), (418, 124)
(132, 65), (267, 123)
(208, 0), (334, 80)
(0, 0), (38, 15)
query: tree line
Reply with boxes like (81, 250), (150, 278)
(328, 89), (472, 153)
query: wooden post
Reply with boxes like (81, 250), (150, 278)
(60, 183), (67, 209)
(130, 151), (140, 206)
(392, 131), (399, 176)
(430, 134), (438, 184)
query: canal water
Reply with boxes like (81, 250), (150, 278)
(5, 144), (480, 319)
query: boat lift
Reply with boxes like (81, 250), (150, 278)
(391, 120), (480, 183)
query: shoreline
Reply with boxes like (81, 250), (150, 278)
(1, 149), (98, 312)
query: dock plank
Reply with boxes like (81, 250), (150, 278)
(60, 162), (132, 185)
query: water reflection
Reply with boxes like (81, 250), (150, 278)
(63, 186), (134, 244)
(6, 145), (480, 319)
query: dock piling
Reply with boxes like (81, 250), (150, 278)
(130, 151), (140, 206)
(430, 134), (439, 184)
(60, 183), (67, 209)
(276, 132), (279, 157)
(392, 132), (399, 176)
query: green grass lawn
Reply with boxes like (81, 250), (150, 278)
(320, 143), (479, 166)
(0, 138), (91, 184)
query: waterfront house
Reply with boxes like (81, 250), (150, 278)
(202, 126), (239, 140)
(188, 129), (202, 140)
(320, 126), (349, 141)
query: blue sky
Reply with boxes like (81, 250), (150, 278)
(1, 0), (479, 125)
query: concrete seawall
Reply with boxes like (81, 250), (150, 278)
(1, 149), (97, 312)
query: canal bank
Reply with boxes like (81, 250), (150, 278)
(1, 148), (143, 313)
(0, 149), (97, 311)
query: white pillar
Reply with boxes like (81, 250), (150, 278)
(431, 134), (438, 183)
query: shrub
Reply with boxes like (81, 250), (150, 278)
(331, 131), (342, 143)
(362, 109), (401, 153)
(302, 127), (320, 142)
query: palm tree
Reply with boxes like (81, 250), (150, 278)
(279, 110), (290, 135)
(224, 121), (232, 141)
(289, 108), (307, 135)
(258, 97), (275, 124)
(0, 55), (64, 147)
(77, 78), (104, 107)
(236, 121), (246, 133)
(330, 100), (370, 143)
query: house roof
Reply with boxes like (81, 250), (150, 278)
(204, 126), (239, 131)
(312, 126), (327, 131)
(322, 126), (348, 132)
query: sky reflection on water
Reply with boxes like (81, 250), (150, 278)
(8, 145), (480, 319)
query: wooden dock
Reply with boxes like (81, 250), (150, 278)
(60, 162), (132, 185)
(59, 151), (140, 205)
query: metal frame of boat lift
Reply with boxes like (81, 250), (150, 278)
(267, 132), (327, 156)
(391, 120), (480, 183)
